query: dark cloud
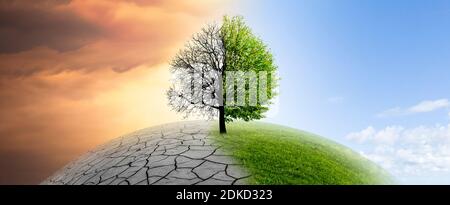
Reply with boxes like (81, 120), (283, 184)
(0, 0), (102, 53)
(0, 0), (224, 77)
(0, 0), (230, 184)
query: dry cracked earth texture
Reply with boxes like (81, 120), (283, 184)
(41, 121), (250, 185)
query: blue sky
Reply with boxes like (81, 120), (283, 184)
(233, 0), (450, 184)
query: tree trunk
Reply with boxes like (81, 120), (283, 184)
(219, 106), (226, 133)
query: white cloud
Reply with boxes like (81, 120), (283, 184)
(346, 126), (375, 143)
(346, 125), (403, 145)
(374, 126), (404, 145)
(346, 124), (450, 179)
(408, 99), (449, 113)
(376, 107), (403, 118)
(377, 99), (449, 117)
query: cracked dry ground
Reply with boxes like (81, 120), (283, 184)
(41, 121), (251, 185)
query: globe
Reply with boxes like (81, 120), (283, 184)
(42, 121), (250, 185)
(42, 121), (392, 185)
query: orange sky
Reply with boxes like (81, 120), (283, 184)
(0, 0), (238, 184)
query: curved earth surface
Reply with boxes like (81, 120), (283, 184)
(42, 121), (250, 185)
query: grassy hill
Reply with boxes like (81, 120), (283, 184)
(211, 121), (394, 185)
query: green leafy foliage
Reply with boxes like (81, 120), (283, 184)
(221, 16), (278, 122)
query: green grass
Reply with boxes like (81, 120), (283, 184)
(211, 121), (394, 185)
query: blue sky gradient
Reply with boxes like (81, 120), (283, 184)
(233, 0), (450, 184)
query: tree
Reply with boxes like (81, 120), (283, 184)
(167, 16), (277, 133)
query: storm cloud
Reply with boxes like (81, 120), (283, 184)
(0, 0), (101, 53)
(0, 0), (232, 184)
(0, 0), (227, 77)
